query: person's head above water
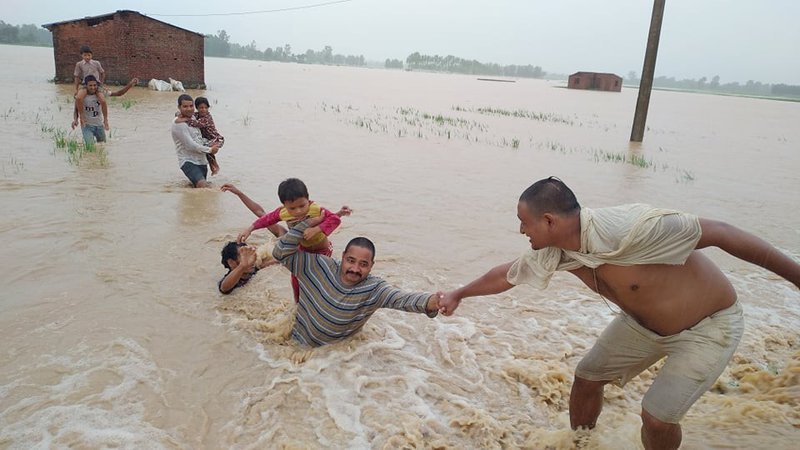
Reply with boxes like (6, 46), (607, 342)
(340, 237), (376, 286)
(519, 176), (581, 216)
(83, 75), (99, 94)
(517, 177), (581, 250)
(221, 241), (246, 269)
(277, 178), (311, 219)
(194, 97), (210, 116)
(177, 94), (194, 118)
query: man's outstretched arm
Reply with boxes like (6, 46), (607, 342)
(439, 261), (516, 315)
(272, 217), (325, 272)
(374, 284), (443, 318)
(109, 78), (139, 97)
(697, 218), (800, 289)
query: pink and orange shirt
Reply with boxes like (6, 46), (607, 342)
(252, 202), (340, 248)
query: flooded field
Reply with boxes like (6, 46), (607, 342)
(0, 44), (798, 449)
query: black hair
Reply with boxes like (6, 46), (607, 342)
(277, 178), (309, 203)
(195, 97), (210, 108)
(345, 237), (376, 262)
(83, 75), (98, 85)
(221, 241), (244, 269)
(80, 45), (92, 54)
(177, 94), (193, 106)
(519, 176), (581, 216)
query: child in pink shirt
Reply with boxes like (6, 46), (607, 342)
(186, 96), (223, 174)
(237, 178), (351, 301)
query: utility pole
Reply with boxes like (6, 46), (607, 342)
(630, 0), (666, 142)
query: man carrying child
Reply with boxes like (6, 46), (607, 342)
(73, 45), (106, 129)
(171, 94), (219, 188)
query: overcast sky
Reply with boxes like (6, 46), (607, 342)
(6, 0), (800, 84)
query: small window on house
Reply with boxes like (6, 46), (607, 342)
(575, 78), (580, 84)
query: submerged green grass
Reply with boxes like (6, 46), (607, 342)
(320, 101), (696, 183)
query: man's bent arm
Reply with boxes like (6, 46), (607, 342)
(101, 97), (109, 126)
(440, 261), (516, 315)
(109, 78), (138, 97)
(272, 220), (311, 273)
(698, 218), (800, 289)
(173, 124), (212, 154)
(219, 264), (250, 294)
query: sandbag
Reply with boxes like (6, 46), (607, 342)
(148, 78), (173, 92)
(169, 78), (186, 92)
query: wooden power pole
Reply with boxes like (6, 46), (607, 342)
(631, 0), (666, 142)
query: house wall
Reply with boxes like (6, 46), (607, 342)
(48, 11), (204, 88)
(568, 73), (622, 92)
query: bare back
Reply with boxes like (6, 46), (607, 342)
(569, 251), (737, 336)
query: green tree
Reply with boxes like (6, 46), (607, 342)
(0, 21), (19, 43)
(385, 58), (403, 69)
(322, 46), (333, 64)
(204, 30), (230, 57)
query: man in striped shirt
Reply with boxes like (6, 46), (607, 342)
(272, 218), (442, 347)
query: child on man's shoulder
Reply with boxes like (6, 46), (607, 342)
(236, 178), (352, 301)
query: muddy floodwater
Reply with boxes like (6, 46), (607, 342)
(1, 44), (798, 449)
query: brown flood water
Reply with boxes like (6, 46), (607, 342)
(0, 44), (798, 449)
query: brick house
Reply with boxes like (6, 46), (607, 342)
(43, 10), (205, 88)
(568, 72), (622, 92)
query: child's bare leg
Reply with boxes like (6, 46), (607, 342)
(207, 154), (220, 175)
(75, 88), (87, 124)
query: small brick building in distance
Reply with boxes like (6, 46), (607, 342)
(568, 72), (622, 92)
(43, 10), (205, 88)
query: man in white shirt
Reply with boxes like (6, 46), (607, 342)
(171, 94), (218, 187)
(439, 176), (800, 450)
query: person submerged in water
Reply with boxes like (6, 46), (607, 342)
(218, 183), (288, 294)
(272, 216), (444, 347)
(218, 241), (279, 294)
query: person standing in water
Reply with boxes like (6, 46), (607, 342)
(438, 176), (800, 450)
(171, 94), (218, 188)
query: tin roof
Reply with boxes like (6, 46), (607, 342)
(569, 71), (622, 78)
(42, 10), (204, 37)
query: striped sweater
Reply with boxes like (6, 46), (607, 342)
(272, 220), (436, 347)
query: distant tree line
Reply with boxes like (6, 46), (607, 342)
(204, 30), (365, 66)
(0, 21), (52, 46)
(1, 19), (797, 98)
(625, 71), (800, 98)
(399, 52), (545, 78)
(385, 58), (404, 69)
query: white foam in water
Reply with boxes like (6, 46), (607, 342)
(0, 338), (179, 449)
(2, 46), (798, 448)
